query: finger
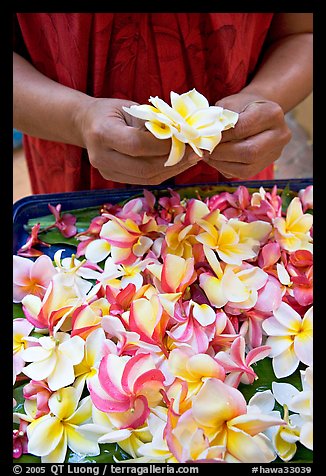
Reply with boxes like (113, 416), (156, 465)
(207, 146), (285, 180)
(107, 121), (172, 157)
(207, 128), (290, 164)
(92, 148), (201, 186)
(220, 101), (284, 143)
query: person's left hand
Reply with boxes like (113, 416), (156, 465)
(203, 92), (292, 179)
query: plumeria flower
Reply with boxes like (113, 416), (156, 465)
(17, 223), (51, 258)
(14, 386), (97, 463)
(23, 380), (52, 419)
(215, 336), (271, 387)
(21, 332), (85, 391)
(13, 318), (35, 384)
(53, 249), (100, 298)
(196, 213), (272, 265)
(48, 203), (77, 238)
(123, 88), (239, 166)
(262, 303), (313, 378)
(99, 214), (155, 265)
(298, 185), (313, 212)
(272, 366), (313, 451)
(74, 327), (107, 388)
(88, 352), (165, 429)
(21, 272), (82, 333)
(168, 378), (285, 463)
(199, 246), (268, 309)
(273, 197), (313, 252)
(168, 347), (225, 397)
(13, 420), (29, 459)
(71, 297), (110, 339)
(13, 254), (57, 303)
(247, 389), (300, 462)
(78, 405), (152, 460)
(167, 300), (216, 354)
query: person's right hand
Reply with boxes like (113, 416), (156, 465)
(78, 98), (201, 185)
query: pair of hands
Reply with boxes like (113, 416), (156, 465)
(80, 93), (291, 185)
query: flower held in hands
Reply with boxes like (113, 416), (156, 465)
(123, 89), (239, 166)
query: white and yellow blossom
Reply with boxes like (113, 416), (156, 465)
(273, 197), (313, 252)
(123, 88), (239, 166)
(15, 386), (97, 463)
(262, 303), (313, 378)
(21, 332), (85, 391)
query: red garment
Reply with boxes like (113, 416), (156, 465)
(14, 13), (275, 194)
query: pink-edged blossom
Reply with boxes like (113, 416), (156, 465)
(13, 255), (57, 303)
(88, 352), (165, 429)
(215, 336), (271, 387)
(23, 380), (52, 419)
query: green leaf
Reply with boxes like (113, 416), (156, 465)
(37, 229), (79, 247)
(13, 303), (25, 319)
(280, 183), (296, 214)
(13, 384), (27, 415)
(26, 206), (102, 233)
(238, 357), (303, 403)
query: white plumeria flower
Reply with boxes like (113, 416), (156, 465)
(262, 303), (312, 378)
(248, 389), (301, 462)
(21, 332), (85, 391)
(15, 386), (98, 463)
(272, 366), (313, 451)
(98, 256), (154, 291)
(74, 327), (107, 388)
(84, 238), (111, 264)
(123, 88), (239, 166)
(54, 249), (98, 298)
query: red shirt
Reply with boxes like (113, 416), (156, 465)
(14, 13), (275, 194)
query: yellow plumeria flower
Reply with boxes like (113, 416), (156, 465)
(25, 387), (97, 463)
(273, 197), (313, 252)
(196, 215), (272, 266)
(123, 88), (239, 166)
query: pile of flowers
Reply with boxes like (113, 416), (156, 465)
(13, 183), (313, 463)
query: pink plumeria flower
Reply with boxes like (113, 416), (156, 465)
(21, 272), (82, 333)
(17, 223), (51, 258)
(167, 300), (216, 354)
(21, 331), (85, 391)
(13, 420), (29, 459)
(215, 336), (271, 387)
(298, 185), (313, 212)
(88, 352), (165, 429)
(48, 203), (77, 238)
(23, 380), (52, 419)
(13, 255), (57, 303)
(262, 303), (313, 378)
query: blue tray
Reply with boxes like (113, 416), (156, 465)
(13, 178), (312, 257)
